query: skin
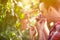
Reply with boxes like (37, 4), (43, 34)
(36, 18), (49, 40)
(36, 1), (60, 40)
(30, 0), (60, 40)
(30, 27), (36, 40)
(40, 2), (60, 29)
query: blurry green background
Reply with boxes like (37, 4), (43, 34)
(0, 0), (40, 40)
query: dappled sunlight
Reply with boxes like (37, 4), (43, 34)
(0, 0), (60, 40)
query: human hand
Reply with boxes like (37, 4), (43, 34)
(30, 26), (36, 40)
(36, 18), (45, 31)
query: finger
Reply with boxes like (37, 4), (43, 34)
(30, 27), (36, 35)
(30, 27), (35, 31)
(38, 18), (46, 24)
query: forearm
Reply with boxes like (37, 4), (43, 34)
(43, 24), (49, 40)
(38, 30), (43, 40)
(30, 36), (34, 40)
(43, 28), (49, 40)
(38, 26), (49, 40)
(43, 27), (49, 36)
(38, 29), (49, 40)
(42, 32), (47, 40)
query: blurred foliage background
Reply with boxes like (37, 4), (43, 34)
(0, 0), (40, 40)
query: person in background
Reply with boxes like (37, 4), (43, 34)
(30, 0), (60, 40)
(40, 0), (60, 29)
(39, 0), (60, 40)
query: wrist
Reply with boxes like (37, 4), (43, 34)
(38, 30), (43, 40)
(38, 28), (43, 33)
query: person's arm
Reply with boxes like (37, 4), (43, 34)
(36, 18), (49, 40)
(42, 19), (49, 40)
(38, 30), (43, 40)
(43, 20), (49, 37)
(30, 36), (34, 40)
(30, 27), (36, 40)
(43, 27), (49, 40)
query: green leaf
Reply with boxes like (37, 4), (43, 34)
(19, 13), (25, 19)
